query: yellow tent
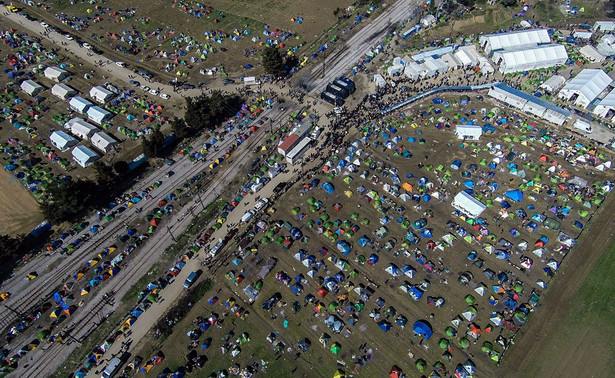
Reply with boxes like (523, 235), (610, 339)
(333, 369), (345, 378)
(75, 272), (85, 280)
(344, 190), (353, 197)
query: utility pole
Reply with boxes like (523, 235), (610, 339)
(322, 48), (326, 78)
(197, 190), (205, 210)
(166, 225), (177, 242)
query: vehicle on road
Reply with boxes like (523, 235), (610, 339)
(160, 93), (170, 100)
(241, 210), (255, 223)
(39, 21), (49, 28)
(183, 270), (202, 289)
(115, 61), (126, 67)
(64, 34), (73, 40)
(129, 80), (140, 87)
(142, 86), (151, 93)
(82, 42), (92, 50)
(254, 198), (269, 211)
(165, 171), (174, 178)
(149, 88), (160, 96)
(222, 78), (235, 84)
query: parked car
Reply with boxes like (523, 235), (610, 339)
(222, 78), (235, 84)
(129, 80), (140, 87)
(160, 93), (170, 100)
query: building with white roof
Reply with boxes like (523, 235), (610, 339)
(440, 53), (459, 70)
(454, 45), (482, 67)
(479, 29), (551, 55)
(43, 66), (69, 82)
(67, 118), (99, 140)
(455, 125), (483, 140)
(489, 83), (570, 125)
(69, 96), (93, 114)
(420, 14), (436, 28)
(387, 64), (404, 76)
(592, 88), (615, 120)
(20, 80), (44, 96)
(91, 132), (118, 153)
(491, 44), (568, 74)
(49, 130), (78, 152)
(558, 69), (613, 108)
(89, 86), (114, 104)
(51, 83), (78, 100)
(87, 106), (114, 125)
(72, 145), (100, 168)
(579, 45), (606, 63)
(573, 30), (592, 39)
(540, 75), (566, 93)
(594, 21), (615, 31)
(373, 74), (386, 88)
(422, 56), (449, 75)
(404, 63), (421, 80)
(452, 191), (486, 218)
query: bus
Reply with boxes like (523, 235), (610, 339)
(333, 78), (355, 94)
(321, 91), (344, 106)
(326, 83), (349, 99)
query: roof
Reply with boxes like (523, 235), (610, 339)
(480, 29), (551, 51)
(68, 118), (98, 139)
(594, 21), (615, 31)
(579, 45), (606, 62)
(287, 137), (312, 160)
(278, 134), (300, 152)
(492, 44), (568, 70)
(72, 145), (100, 167)
(87, 106), (112, 122)
(52, 83), (77, 97)
(411, 45), (454, 61)
(453, 191), (486, 218)
(560, 69), (613, 103)
(20, 79), (43, 94)
(91, 132), (117, 151)
(456, 124), (482, 132)
(493, 83), (570, 117)
(292, 121), (313, 139)
(49, 130), (77, 149)
(69, 96), (93, 110)
(89, 86), (114, 102)
(44, 66), (68, 78)
(540, 75), (566, 91)
(597, 88), (615, 108)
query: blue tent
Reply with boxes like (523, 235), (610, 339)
(505, 190), (523, 202)
(291, 283), (303, 295)
(413, 320), (433, 339)
(290, 227), (303, 240)
(367, 254), (379, 265)
(420, 228), (433, 238)
(358, 236), (370, 247)
(463, 180), (474, 189)
(379, 321), (391, 332)
(321, 182), (335, 194)
(336, 241), (351, 255)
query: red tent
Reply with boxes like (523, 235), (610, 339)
(389, 365), (403, 378)
(150, 219), (161, 227)
(317, 287), (329, 298)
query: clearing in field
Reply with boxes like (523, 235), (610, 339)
(0, 168), (44, 236)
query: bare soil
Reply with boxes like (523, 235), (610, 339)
(0, 168), (44, 235)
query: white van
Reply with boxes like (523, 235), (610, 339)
(573, 119), (593, 133)
(102, 357), (122, 378)
(241, 210), (255, 223)
(254, 198), (269, 211)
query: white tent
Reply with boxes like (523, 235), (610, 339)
(539, 75), (566, 93)
(479, 29), (551, 55)
(491, 44), (568, 74)
(452, 191), (486, 218)
(387, 64), (404, 76)
(72, 145), (100, 168)
(67, 118), (98, 140)
(69, 96), (93, 114)
(51, 83), (77, 100)
(87, 106), (113, 124)
(49, 130), (78, 151)
(422, 56), (448, 75)
(558, 69), (613, 108)
(455, 125), (483, 140)
(420, 14), (436, 27)
(44, 66), (69, 82)
(20, 80), (44, 96)
(373, 74), (386, 88)
(89, 86), (114, 104)
(440, 53), (459, 70)
(579, 45), (606, 63)
(454, 45), (481, 67)
(594, 21), (615, 31)
(474, 283), (487, 296)
(91, 132), (118, 153)
(404, 63), (421, 80)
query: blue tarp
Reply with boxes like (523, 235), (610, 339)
(505, 190), (524, 202)
(413, 320), (433, 339)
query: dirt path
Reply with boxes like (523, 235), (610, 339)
(501, 189), (615, 377)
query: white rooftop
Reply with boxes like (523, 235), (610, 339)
(561, 69), (613, 103)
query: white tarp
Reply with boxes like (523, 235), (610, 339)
(452, 191), (487, 218)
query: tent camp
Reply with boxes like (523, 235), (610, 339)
(72, 145), (100, 168)
(20, 79), (44, 96)
(89, 86), (114, 104)
(455, 125), (483, 140)
(67, 118), (98, 140)
(479, 29), (551, 55)
(540, 75), (566, 93)
(91, 132), (118, 153)
(452, 191), (487, 218)
(44, 66), (69, 82)
(69, 96), (93, 114)
(51, 83), (78, 100)
(373, 74), (386, 88)
(491, 44), (568, 74)
(49, 130), (78, 152)
(87, 106), (114, 125)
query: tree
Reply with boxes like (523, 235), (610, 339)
(0, 234), (23, 261)
(93, 161), (117, 188)
(40, 179), (97, 222)
(501, 0), (517, 6)
(113, 160), (130, 175)
(171, 118), (192, 139)
(262, 46), (285, 78)
(142, 129), (166, 157)
(183, 91), (243, 133)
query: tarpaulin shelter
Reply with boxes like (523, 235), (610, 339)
(413, 320), (433, 339)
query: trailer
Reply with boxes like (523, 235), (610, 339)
(321, 91), (344, 106)
(326, 83), (349, 99)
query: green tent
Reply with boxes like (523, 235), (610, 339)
(321, 213), (330, 221)
(444, 327), (457, 337)
(328, 301), (338, 312)
(307, 197), (316, 205)
(464, 294), (476, 305)
(330, 342), (341, 354)
(481, 341), (493, 353)
(415, 359), (427, 373)
(260, 236), (270, 244)
(291, 207), (301, 215)
(343, 177), (353, 184)
(350, 212), (359, 220)
(441, 351), (452, 361)
(438, 338), (450, 350)
(459, 337), (470, 349)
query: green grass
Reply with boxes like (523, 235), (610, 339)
(523, 239), (615, 376)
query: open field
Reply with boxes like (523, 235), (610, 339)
(0, 168), (44, 235)
(129, 93), (615, 377)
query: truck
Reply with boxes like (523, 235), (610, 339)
(241, 210), (255, 223)
(321, 91), (344, 106)
(243, 76), (261, 86)
(326, 83), (349, 99)
(183, 270), (201, 289)
(101, 354), (128, 378)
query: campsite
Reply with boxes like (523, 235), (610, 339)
(126, 93), (615, 377)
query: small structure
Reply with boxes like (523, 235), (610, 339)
(573, 119), (593, 133)
(420, 15), (436, 28)
(387, 64), (404, 76)
(573, 29), (592, 39)
(489, 83), (570, 125)
(454, 45), (482, 67)
(479, 29), (551, 55)
(558, 69), (613, 108)
(539, 75), (566, 93)
(373, 74), (386, 88)
(51, 83), (78, 100)
(277, 134), (300, 156)
(20, 80), (44, 96)
(89, 86), (114, 104)
(452, 191), (486, 218)
(67, 118), (98, 140)
(579, 45), (606, 63)
(69, 96), (93, 114)
(72, 145), (100, 168)
(455, 125), (483, 140)
(593, 88), (615, 120)
(87, 106), (114, 125)
(91, 132), (118, 153)
(286, 137), (312, 165)
(44, 66), (69, 82)
(49, 130), (78, 152)
(594, 21), (615, 31)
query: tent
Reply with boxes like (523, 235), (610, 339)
(505, 190), (524, 202)
(330, 342), (341, 354)
(462, 306), (478, 321)
(389, 365), (403, 378)
(413, 320), (433, 339)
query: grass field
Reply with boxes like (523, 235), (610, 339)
(0, 168), (44, 236)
